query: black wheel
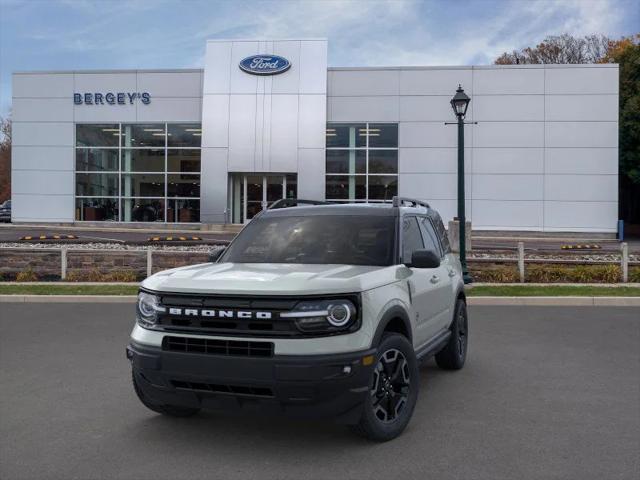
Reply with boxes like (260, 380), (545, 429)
(351, 333), (419, 442)
(435, 298), (468, 370)
(132, 371), (200, 417)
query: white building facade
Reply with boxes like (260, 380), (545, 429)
(11, 39), (619, 232)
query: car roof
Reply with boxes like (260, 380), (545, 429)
(260, 202), (430, 218)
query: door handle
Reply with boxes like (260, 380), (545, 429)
(430, 275), (440, 284)
(448, 269), (456, 278)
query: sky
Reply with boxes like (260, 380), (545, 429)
(0, 0), (638, 116)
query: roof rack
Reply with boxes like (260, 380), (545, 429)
(268, 198), (328, 210)
(391, 196), (431, 209)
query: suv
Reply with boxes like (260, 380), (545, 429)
(0, 200), (10, 223)
(127, 197), (468, 441)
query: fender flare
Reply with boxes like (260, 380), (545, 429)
(371, 305), (413, 347)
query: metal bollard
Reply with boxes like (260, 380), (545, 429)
(61, 246), (68, 280)
(517, 241), (525, 283)
(147, 247), (153, 278)
(621, 242), (628, 283)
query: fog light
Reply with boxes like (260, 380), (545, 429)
(362, 355), (375, 366)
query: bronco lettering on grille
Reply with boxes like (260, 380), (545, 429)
(167, 307), (272, 320)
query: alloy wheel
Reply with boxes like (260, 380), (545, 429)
(370, 348), (411, 423)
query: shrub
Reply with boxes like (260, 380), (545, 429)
(16, 268), (38, 282)
(629, 266), (640, 283)
(526, 264), (620, 283)
(65, 269), (139, 282)
(468, 263), (519, 283)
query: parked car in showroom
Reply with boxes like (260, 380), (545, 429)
(0, 200), (10, 222)
(127, 196), (468, 441)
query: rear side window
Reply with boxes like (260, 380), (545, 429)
(430, 212), (451, 254)
(401, 217), (424, 263)
(419, 217), (443, 258)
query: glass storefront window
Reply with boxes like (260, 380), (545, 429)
(326, 175), (366, 200)
(75, 123), (201, 223)
(368, 176), (398, 200)
(326, 150), (366, 174)
(369, 150), (398, 174)
(75, 148), (118, 171)
(122, 198), (165, 222)
(122, 149), (165, 172)
(168, 124), (202, 147)
(76, 124), (120, 147)
(121, 174), (165, 197)
(167, 174), (200, 197)
(326, 123), (398, 202)
(76, 173), (118, 197)
(75, 198), (119, 221)
(167, 150), (200, 172)
(121, 124), (166, 147)
(326, 123), (366, 148)
(285, 174), (297, 199)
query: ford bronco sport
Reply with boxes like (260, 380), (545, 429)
(127, 196), (468, 441)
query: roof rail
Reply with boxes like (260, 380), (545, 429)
(268, 198), (328, 210)
(392, 196), (431, 209)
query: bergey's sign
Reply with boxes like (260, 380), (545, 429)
(74, 92), (151, 105)
(239, 55), (291, 75)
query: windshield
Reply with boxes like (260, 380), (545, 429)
(221, 215), (396, 266)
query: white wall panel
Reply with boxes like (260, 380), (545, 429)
(11, 194), (74, 222)
(227, 95), (257, 171)
(473, 174), (543, 201)
(329, 96), (398, 122)
(137, 72), (202, 97)
(136, 97), (201, 122)
(228, 41), (260, 94)
(473, 95), (544, 122)
(12, 122), (73, 146)
(329, 70), (399, 96)
(472, 200), (543, 229)
(399, 173), (471, 200)
(545, 94), (618, 121)
(399, 96), (456, 122)
(201, 95), (229, 148)
(298, 149), (325, 200)
(400, 122), (472, 148)
(474, 122), (544, 148)
(473, 148), (544, 174)
(200, 148), (228, 223)
(12, 146), (74, 171)
(545, 66), (618, 95)
(74, 73), (136, 92)
(13, 98), (73, 122)
(545, 122), (618, 148)
(269, 95), (299, 172)
(399, 147), (471, 174)
(545, 175), (617, 202)
(271, 41), (301, 94)
(13, 73), (74, 98)
(545, 148), (617, 175)
(74, 103), (136, 122)
(399, 69), (472, 96)
(544, 201), (617, 231)
(474, 67), (544, 95)
(298, 94), (326, 149)
(203, 42), (232, 94)
(12, 170), (73, 195)
(299, 41), (328, 94)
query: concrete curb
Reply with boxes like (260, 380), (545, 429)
(1, 295), (639, 306)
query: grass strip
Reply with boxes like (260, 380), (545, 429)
(0, 284), (138, 295)
(467, 285), (640, 297)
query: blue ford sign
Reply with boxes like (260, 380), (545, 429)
(239, 55), (291, 75)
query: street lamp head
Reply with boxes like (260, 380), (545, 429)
(451, 84), (470, 118)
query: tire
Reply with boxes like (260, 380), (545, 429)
(350, 333), (419, 442)
(435, 298), (468, 370)
(132, 370), (200, 417)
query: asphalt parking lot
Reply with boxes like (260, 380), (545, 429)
(1, 303), (638, 480)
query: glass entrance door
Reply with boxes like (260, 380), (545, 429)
(230, 174), (297, 223)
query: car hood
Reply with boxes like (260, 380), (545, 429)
(142, 262), (401, 295)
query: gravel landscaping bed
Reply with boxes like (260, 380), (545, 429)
(0, 242), (223, 252)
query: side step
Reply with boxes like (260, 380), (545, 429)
(415, 329), (451, 361)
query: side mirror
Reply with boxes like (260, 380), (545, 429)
(208, 247), (225, 263)
(407, 249), (440, 269)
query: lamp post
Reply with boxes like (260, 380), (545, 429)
(450, 85), (472, 284)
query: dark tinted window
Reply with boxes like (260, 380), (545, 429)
(222, 215), (396, 266)
(402, 217), (424, 263)
(419, 217), (442, 257)
(431, 212), (451, 253)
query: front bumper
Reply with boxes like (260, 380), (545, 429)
(127, 340), (376, 424)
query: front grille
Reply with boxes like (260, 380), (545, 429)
(171, 380), (274, 398)
(163, 336), (274, 358)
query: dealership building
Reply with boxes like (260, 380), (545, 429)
(11, 39), (619, 232)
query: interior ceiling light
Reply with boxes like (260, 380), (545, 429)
(143, 128), (164, 132)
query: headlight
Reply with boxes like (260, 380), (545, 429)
(281, 298), (358, 333)
(136, 292), (165, 328)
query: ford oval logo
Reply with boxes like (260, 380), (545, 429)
(239, 55), (291, 75)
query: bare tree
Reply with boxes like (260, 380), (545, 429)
(495, 34), (610, 64)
